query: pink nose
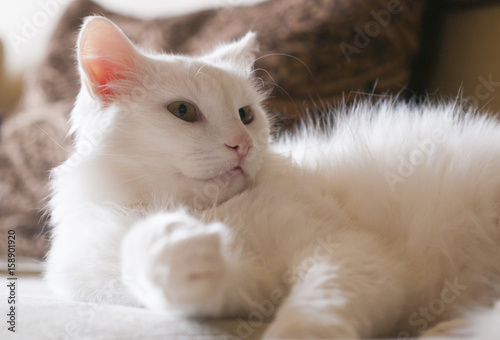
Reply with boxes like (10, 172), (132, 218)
(225, 135), (253, 159)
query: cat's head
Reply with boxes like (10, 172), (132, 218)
(66, 16), (270, 208)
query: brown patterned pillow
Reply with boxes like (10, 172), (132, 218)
(28, 0), (425, 121)
(0, 0), (426, 258)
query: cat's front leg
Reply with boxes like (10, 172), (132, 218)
(121, 210), (226, 315)
(121, 210), (275, 317)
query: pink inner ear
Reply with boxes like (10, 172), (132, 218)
(78, 17), (141, 101)
(81, 57), (129, 99)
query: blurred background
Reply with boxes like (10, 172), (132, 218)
(0, 0), (500, 111)
(1, 0), (500, 113)
(0, 0), (267, 110)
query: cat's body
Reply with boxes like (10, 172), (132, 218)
(45, 17), (500, 339)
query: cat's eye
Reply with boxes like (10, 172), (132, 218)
(167, 101), (197, 122)
(239, 106), (254, 125)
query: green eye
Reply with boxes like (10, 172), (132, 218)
(167, 101), (197, 122)
(238, 105), (254, 125)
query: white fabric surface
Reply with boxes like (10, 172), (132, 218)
(0, 257), (461, 339)
(0, 258), (267, 340)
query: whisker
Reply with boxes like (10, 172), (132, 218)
(250, 67), (296, 109)
(252, 69), (287, 95)
(261, 80), (295, 104)
(195, 65), (206, 78)
(250, 67), (274, 80)
(253, 53), (312, 76)
(32, 122), (72, 154)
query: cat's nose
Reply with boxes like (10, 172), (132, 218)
(225, 135), (253, 159)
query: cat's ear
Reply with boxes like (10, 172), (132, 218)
(202, 32), (259, 76)
(77, 16), (145, 102)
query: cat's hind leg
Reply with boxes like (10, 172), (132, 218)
(263, 233), (407, 339)
(121, 210), (277, 317)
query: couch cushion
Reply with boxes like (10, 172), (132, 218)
(28, 0), (425, 122)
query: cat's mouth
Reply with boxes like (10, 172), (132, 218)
(228, 166), (244, 176)
(179, 165), (246, 184)
(208, 166), (245, 182)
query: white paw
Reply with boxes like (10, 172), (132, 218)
(122, 211), (227, 314)
(153, 222), (226, 308)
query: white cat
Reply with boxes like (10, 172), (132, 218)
(45, 16), (500, 339)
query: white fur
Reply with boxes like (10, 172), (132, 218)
(45, 16), (500, 339)
(456, 301), (500, 339)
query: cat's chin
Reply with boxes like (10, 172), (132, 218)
(174, 166), (253, 209)
(203, 166), (251, 197)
